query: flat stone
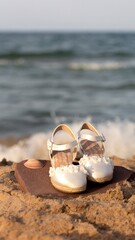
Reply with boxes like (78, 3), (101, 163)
(15, 160), (134, 197)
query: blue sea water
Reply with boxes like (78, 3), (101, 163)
(0, 32), (135, 137)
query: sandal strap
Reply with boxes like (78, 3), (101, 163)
(79, 122), (101, 135)
(47, 139), (77, 151)
(78, 132), (106, 142)
(52, 124), (76, 139)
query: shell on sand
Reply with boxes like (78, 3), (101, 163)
(24, 159), (44, 169)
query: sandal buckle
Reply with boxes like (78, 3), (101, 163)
(47, 139), (53, 151)
(101, 134), (106, 142)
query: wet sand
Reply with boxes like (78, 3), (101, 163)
(0, 140), (135, 239)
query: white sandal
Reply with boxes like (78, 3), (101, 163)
(47, 124), (87, 193)
(78, 122), (114, 183)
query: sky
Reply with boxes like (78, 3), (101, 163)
(0, 0), (135, 31)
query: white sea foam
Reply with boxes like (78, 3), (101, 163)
(1, 59), (135, 71)
(0, 119), (135, 162)
(0, 59), (26, 66)
(69, 60), (135, 71)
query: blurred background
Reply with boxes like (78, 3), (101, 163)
(0, 0), (135, 139)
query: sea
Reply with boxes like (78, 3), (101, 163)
(0, 32), (135, 161)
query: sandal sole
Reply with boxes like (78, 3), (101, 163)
(51, 179), (87, 193)
(88, 174), (113, 183)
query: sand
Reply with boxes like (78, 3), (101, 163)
(0, 144), (135, 239)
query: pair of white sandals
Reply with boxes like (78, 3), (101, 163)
(47, 122), (114, 193)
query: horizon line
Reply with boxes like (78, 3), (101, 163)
(0, 29), (135, 34)
(0, 29), (135, 33)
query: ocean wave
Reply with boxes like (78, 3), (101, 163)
(69, 61), (135, 71)
(0, 119), (135, 162)
(80, 82), (135, 90)
(97, 51), (133, 58)
(0, 50), (134, 62)
(0, 50), (74, 60)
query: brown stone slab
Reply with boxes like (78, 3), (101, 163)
(15, 160), (134, 198)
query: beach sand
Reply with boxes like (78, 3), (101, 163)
(0, 139), (135, 240)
